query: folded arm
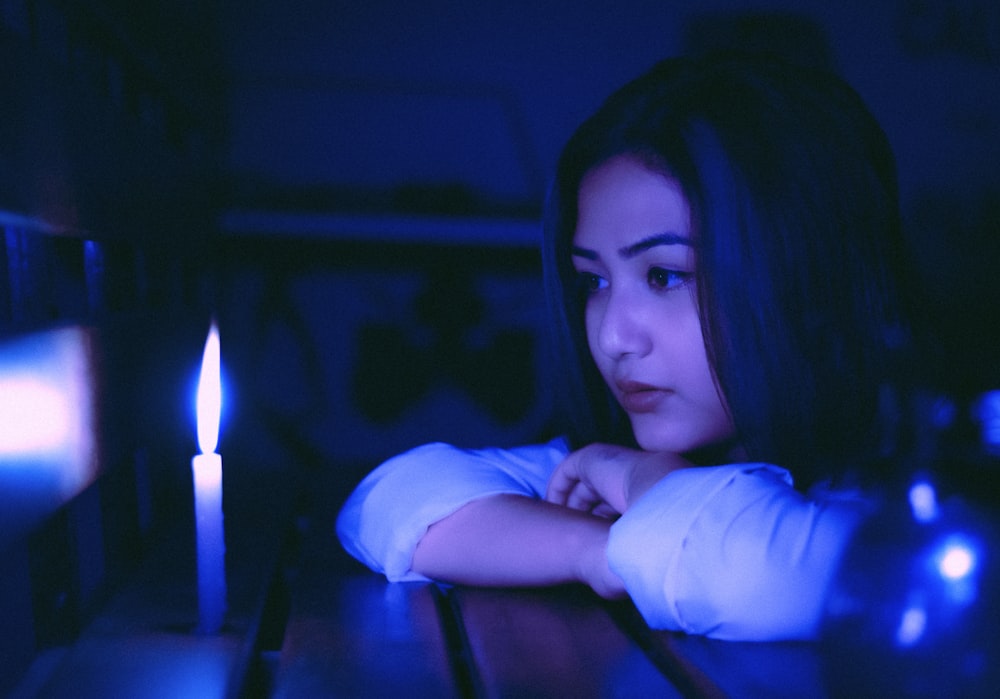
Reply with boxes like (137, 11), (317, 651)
(337, 439), (573, 581)
(337, 440), (871, 641)
(607, 464), (871, 640)
(412, 493), (625, 598)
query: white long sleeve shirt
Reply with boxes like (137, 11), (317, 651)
(336, 438), (870, 641)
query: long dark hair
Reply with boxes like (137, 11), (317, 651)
(543, 54), (908, 487)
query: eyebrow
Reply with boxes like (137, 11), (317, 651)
(571, 232), (694, 261)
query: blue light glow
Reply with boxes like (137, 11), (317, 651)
(936, 538), (977, 581)
(908, 480), (939, 523)
(895, 604), (927, 647)
(975, 390), (1000, 453)
(929, 534), (981, 607)
(940, 546), (974, 580)
(0, 326), (97, 497)
(0, 376), (75, 455)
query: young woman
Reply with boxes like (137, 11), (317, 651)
(337, 54), (908, 641)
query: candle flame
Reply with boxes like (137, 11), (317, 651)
(196, 323), (221, 454)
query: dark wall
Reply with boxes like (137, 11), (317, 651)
(217, 1), (1000, 472)
(220, 1), (1000, 215)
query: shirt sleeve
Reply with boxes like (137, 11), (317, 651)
(336, 438), (570, 582)
(606, 463), (870, 641)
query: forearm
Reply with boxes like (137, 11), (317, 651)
(608, 464), (869, 640)
(337, 440), (568, 581)
(411, 493), (621, 595)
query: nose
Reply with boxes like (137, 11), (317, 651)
(594, 289), (652, 359)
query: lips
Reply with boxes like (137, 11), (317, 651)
(616, 380), (671, 413)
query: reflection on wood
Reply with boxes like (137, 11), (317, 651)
(451, 585), (683, 698)
(273, 575), (457, 698)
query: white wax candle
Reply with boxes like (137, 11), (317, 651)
(193, 322), (227, 634)
(192, 452), (226, 633)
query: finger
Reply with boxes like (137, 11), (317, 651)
(566, 483), (602, 513)
(545, 466), (579, 504)
(591, 502), (621, 519)
(545, 474), (571, 504)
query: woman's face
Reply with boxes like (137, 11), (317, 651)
(572, 155), (736, 456)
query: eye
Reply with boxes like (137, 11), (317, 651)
(575, 271), (608, 296)
(648, 267), (690, 291)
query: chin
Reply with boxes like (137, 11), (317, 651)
(631, 425), (739, 465)
(632, 432), (701, 456)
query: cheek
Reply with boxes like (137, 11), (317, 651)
(651, 307), (702, 360)
(583, 304), (607, 367)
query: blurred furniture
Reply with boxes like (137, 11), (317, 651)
(1, 2), (229, 694)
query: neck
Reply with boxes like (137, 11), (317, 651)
(683, 439), (748, 466)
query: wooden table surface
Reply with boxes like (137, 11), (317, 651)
(13, 475), (998, 698)
(267, 499), (1000, 699)
(269, 518), (830, 699)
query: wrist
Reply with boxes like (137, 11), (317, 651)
(573, 518), (625, 599)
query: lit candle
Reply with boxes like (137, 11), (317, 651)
(192, 321), (226, 634)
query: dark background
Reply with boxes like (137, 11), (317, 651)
(2, 0), (998, 495)
(220, 0), (1000, 467)
(1, 2), (998, 693)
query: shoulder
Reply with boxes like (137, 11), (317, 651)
(360, 436), (570, 495)
(382, 436), (569, 471)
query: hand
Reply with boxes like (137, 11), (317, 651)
(546, 443), (691, 517)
